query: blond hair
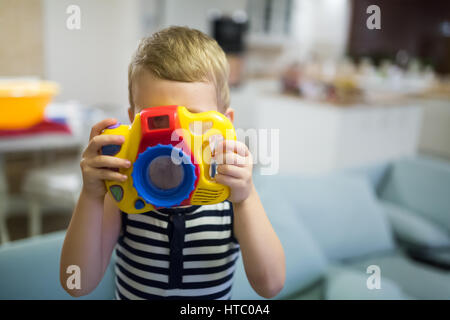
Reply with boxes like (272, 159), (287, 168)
(128, 26), (230, 112)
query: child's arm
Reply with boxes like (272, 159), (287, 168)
(215, 140), (286, 299)
(60, 119), (131, 297)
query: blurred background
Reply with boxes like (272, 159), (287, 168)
(0, 0), (449, 300)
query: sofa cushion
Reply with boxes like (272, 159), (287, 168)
(256, 174), (395, 261)
(0, 231), (115, 300)
(232, 178), (328, 299)
(342, 161), (391, 190)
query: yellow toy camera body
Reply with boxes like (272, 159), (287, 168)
(100, 105), (236, 214)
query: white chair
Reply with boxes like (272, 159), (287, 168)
(22, 160), (82, 236)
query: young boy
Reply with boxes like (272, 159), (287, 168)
(60, 26), (285, 300)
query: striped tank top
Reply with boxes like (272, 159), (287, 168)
(114, 201), (240, 300)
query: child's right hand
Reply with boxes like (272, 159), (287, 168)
(80, 118), (131, 199)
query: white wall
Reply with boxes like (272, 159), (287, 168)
(43, 0), (142, 110)
(42, 0), (248, 110)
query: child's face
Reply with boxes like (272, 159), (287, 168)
(127, 71), (234, 209)
(129, 71), (233, 122)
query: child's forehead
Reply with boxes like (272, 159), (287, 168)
(133, 74), (218, 114)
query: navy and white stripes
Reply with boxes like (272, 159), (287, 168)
(114, 201), (240, 300)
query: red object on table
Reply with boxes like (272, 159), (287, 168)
(0, 118), (71, 137)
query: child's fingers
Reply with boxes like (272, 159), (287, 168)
(216, 140), (249, 157)
(214, 173), (244, 190)
(89, 118), (118, 140)
(92, 168), (128, 182)
(86, 155), (131, 169)
(216, 164), (248, 179)
(83, 134), (125, 158)
(214, 151), (248, 166)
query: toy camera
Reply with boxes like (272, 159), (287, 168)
(100, 105), (236, 214)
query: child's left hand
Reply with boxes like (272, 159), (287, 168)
(214, 140), (253, 204)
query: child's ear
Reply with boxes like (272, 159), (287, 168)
(224, 107), (234, 123)
(128, 107), (134, 123)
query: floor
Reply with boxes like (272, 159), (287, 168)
(6, 211), (71, 242)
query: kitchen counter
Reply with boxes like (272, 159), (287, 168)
(230, 79), (423, 174)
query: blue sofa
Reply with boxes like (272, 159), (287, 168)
(1, 156), (449, 299)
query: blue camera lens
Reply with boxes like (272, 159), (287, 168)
(132, 144), (196, 208)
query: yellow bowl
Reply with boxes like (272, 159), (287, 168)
(0, 81), (60, 130)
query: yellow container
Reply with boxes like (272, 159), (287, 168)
(0, 81), (59, 130)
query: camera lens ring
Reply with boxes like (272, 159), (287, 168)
(131, 144), (196, 208)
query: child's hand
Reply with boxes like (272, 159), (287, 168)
(214, 140), (253, 204)
(80, 119), (131, 199)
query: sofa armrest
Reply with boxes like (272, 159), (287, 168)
(378, 156), (450, 234)
(379, 200), (450, 249)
